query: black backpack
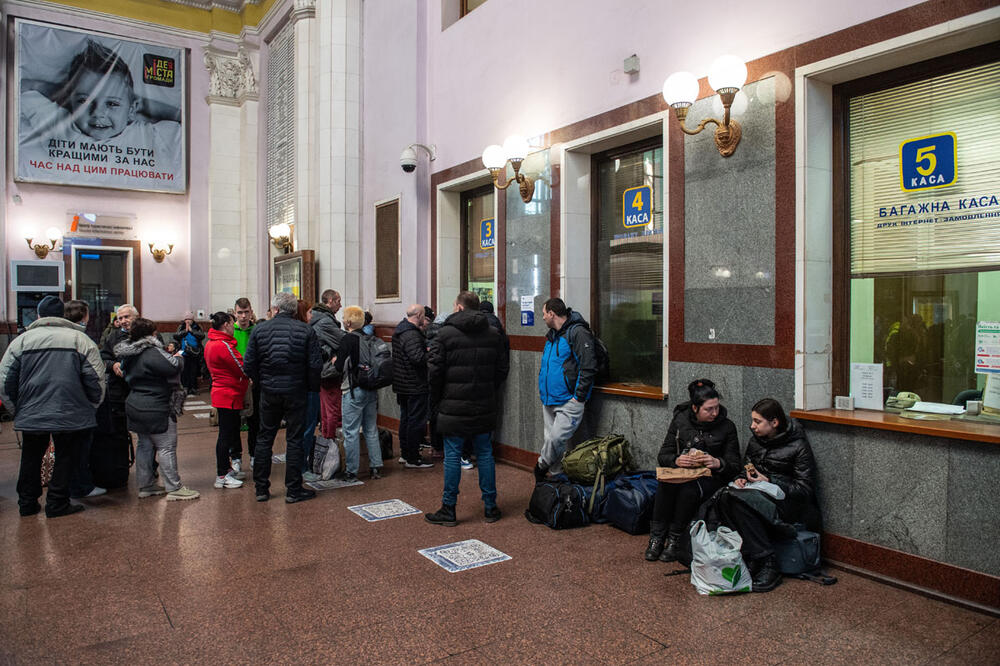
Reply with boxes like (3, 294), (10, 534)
(524, 480), (593, 529)
(355, 334), (393, 390)
(569, 322), (610, 384)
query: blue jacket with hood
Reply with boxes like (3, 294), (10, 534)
(538, 310), (598, 406)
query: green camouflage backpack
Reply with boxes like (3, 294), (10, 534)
(561, 434), (634, 513)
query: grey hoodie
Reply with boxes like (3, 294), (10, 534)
(0, 317), (105, 431)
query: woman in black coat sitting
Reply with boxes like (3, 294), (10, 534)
(726, 398), (821, 592)
(645, 379), (740, 562)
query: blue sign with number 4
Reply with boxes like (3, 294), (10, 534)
(899, 133), (956, 192)
(622, 186), (652, 228)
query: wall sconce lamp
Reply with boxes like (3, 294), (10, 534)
(25, 227), (63, 259)
(148, 241), (174, 263)
(482, 135), (535, 203)
(663, 55), (748, 157)
(268, 222), (294, 253)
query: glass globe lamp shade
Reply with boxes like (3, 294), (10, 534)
(502, 135), (529, 162)
(662, 71), (699, 107)
(708, 55), (747, 93)
(481, 144), (506, 170)
(45, 226), (63, 241)
(269, 222), (291, 239)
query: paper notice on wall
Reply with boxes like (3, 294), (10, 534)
(850, 362), (883, 410)
(974, 321), (1000, 374)
(984, 374), (1000, 415)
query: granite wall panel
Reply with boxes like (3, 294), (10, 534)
(946, 440), (1000, 574)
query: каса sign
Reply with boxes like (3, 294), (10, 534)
(899, 132), (956, 192)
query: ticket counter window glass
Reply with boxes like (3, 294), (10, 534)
(461, 186), (495, 305)
(594, 140), (664, 387)
(847, 56), (1000, 404)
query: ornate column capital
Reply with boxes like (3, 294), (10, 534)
(291, 0), (316, 22)
(204, 46), (259, 106)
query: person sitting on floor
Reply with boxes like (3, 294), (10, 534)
(723, 398), (822, 592)
(645, 378), (740, 563)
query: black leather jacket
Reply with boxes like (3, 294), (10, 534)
(657, 402), (741, 481)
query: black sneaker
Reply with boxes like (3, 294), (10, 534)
(484, 506), (501, 523)
(405, 457), (434, 469)
(256, 491), (270, 502)
(45, 503), (85, 518)
(19, 502), (41, 517)
(425, 504), (457, 526)
(370, 467), (383, 480)
(339, 472), (358, 482)
(286, 488), (317, 504)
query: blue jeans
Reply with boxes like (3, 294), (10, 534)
(442, 432), (496, 509)
(342, 387), (381, 475)
(302, 391), (320, 472)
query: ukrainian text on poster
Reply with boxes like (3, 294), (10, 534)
(14, 20), (186, 194)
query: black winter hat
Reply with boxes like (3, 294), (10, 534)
(37, 295), (64, 318)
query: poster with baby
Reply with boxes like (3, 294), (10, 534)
(14, 20), (186, 194)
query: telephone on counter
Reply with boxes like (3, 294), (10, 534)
(885, 391), (921, 412)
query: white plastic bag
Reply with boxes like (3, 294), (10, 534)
(689, 519), (753, 595)
(318, 434), (342, 480)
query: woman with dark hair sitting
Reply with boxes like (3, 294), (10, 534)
(726, 398), (821, 592)
(645, 378), (740, 562)
(116, 317), (199, 501)
(204, 311), (249, 490)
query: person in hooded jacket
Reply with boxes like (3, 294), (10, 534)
(535, 297), (598, 480)
(173, 311), (206, 396)
(116, 318), (199, 502)
(204, 311), (250, 490)
(645, 378), (739, 562)
(425, 291), (509, 527)
(310, 290), (346, 440)
(724, 398), (821, 592)
(0, 296), (105, 518)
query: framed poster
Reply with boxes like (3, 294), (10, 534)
(14, 19), (187, 193)
(273, 250), (316, 302)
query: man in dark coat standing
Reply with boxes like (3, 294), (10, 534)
(243, 292), (323, 503)
(425, 291), (509, 526)
(392, 303), (434, 468)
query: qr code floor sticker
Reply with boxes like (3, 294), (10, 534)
(419, 539), (511, 573)
(348, 499), (420, 521)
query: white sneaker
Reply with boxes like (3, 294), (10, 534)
(214, 473), (243, 489)
(461, 458), (474, 470)
(230, 459), (246, 479)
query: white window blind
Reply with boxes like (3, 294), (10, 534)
(849, 60), (1000, 276)
(265, 21), (295, 232)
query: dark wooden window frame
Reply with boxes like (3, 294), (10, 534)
(459, 184), (495, 295)
(374, 198), (401, 301)
(590, 135), (666, 397)
(831, 41), (1000, 398)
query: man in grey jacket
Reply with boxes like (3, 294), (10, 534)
(0, 296), (106, 517)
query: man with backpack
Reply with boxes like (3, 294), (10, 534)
(392, 304), (434, 469)
(535, 297), (598, 481)
(425, 291), (509, 527)
(243, 292), (323, 503)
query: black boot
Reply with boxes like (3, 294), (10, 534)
(644, 535), (665, 561)
(533, 463), (548, 483)
(751, 555), (782, 592)
(659, 530), (684, 562)
(425, 504), (458, 527)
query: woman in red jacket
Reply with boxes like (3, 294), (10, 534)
(204, 311), (250, 489)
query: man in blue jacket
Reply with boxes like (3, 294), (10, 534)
(536, 297), (598, 481)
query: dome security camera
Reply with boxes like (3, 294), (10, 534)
(399, 143), (436, 173)
(400, 147), (417, 173)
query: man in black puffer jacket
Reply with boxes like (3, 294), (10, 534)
(392, 304), (433, 468)
(243, 292), (323, 503)
(425, 291), (509, 527)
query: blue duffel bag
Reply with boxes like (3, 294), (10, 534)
(598, 471), (659, 534)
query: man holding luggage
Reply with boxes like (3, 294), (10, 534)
(425, 291), (508, 526)
(535, 297), (598, 480)
(0, 296), (106, 517)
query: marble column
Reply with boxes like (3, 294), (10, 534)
(204, 46), (261, 313)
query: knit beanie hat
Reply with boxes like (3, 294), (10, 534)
(37, 295), (64, 318)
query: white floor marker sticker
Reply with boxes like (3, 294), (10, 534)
(348, 499), (420, 521)
(419, 539), (511, 573)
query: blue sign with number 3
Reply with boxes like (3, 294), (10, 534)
(481, 218), (495, 250)
(899, 133), (956, 192)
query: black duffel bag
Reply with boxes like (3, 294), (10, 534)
(524, 479), (593, 529)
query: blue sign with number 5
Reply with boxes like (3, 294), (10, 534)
(480, 218), (495, 250)
(899, 133), (956, 192)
